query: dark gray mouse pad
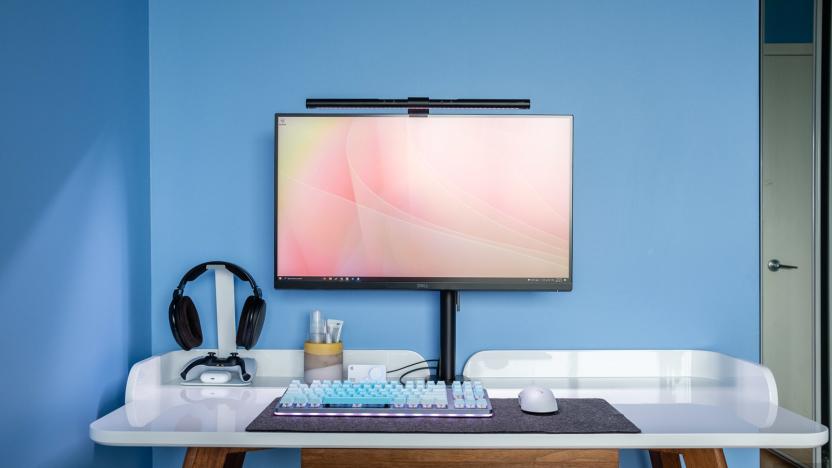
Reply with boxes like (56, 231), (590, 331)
(246, 398), (640, 434)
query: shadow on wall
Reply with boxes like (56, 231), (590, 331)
(0, 128), (151, 468)
(0, 0), (150, 467)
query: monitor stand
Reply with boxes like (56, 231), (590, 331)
(439, 290), (459, 383)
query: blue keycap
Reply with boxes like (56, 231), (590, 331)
(322, 395), (393, 406)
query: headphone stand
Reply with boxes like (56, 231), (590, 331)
(179, 265), (257, 386)
(208, 264), (238, 358)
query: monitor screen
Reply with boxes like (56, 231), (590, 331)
(275, 114), (572, 291)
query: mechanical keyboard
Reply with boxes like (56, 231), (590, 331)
(274, 379), (493, 417)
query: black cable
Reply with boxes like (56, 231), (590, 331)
(386, 359), (439, 374)
(398, 366), (437, 385)
(398, 366), (436, 384)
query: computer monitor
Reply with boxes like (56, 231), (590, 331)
(274, 114), (573, 291)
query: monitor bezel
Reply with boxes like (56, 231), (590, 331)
(274, 112), (573, 292)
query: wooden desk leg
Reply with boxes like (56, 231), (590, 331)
(649, 450), (682, 468)
(649, 449), (727, 468)
(182, 447), (259, 468)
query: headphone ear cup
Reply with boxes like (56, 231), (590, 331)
(169, 295), (187, 349)
(236, 296), (255, 349)
(176, 296), (203, 350)
(237, 296), (266, 350)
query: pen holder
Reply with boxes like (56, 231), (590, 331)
(304, 342), (343, 384)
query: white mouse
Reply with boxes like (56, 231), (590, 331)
(200, 371), (232, 384)
(518, 385), (558, 414)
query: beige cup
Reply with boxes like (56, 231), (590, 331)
(304, 341), (343, 384)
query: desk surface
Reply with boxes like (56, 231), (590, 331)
(89, 349), (829, 449)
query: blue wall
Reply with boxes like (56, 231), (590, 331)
(765, 0), (814, 43)
(0, 1), (151, 467)
(148, 1), (759, 467)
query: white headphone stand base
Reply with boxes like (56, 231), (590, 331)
(180, 357), (257, 386)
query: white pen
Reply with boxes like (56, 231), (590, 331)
(327, 319), (343, 343)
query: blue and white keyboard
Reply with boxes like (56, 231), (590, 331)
(274, 379), (493, 417)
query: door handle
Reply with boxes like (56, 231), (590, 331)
(768, 259), (798, 272)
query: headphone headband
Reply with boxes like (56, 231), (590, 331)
(175, 261), (261, 298)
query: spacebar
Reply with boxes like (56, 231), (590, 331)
(322, 396), (393, 405)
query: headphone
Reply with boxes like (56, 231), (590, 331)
(168, 261), (266, 351)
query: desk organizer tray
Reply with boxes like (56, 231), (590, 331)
(246, 398), (640, 434)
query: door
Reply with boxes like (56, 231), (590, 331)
(761, 42), (818, 466)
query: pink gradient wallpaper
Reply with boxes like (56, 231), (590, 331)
(276, 115), (572, 279)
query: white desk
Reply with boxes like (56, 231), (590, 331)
(90, 349), (828, 467)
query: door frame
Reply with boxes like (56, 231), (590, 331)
(821, 0), (831, 466)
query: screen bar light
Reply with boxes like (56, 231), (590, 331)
(306, 97), (531, 111)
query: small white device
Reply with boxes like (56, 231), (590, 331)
(199, 371), (232, 384)
(347, 364), (387, 382)
(518, 385), (559, 414)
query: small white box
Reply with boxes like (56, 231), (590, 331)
(347, 364), (387, 382)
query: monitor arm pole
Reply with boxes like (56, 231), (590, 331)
(439, 290), (459, 383)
